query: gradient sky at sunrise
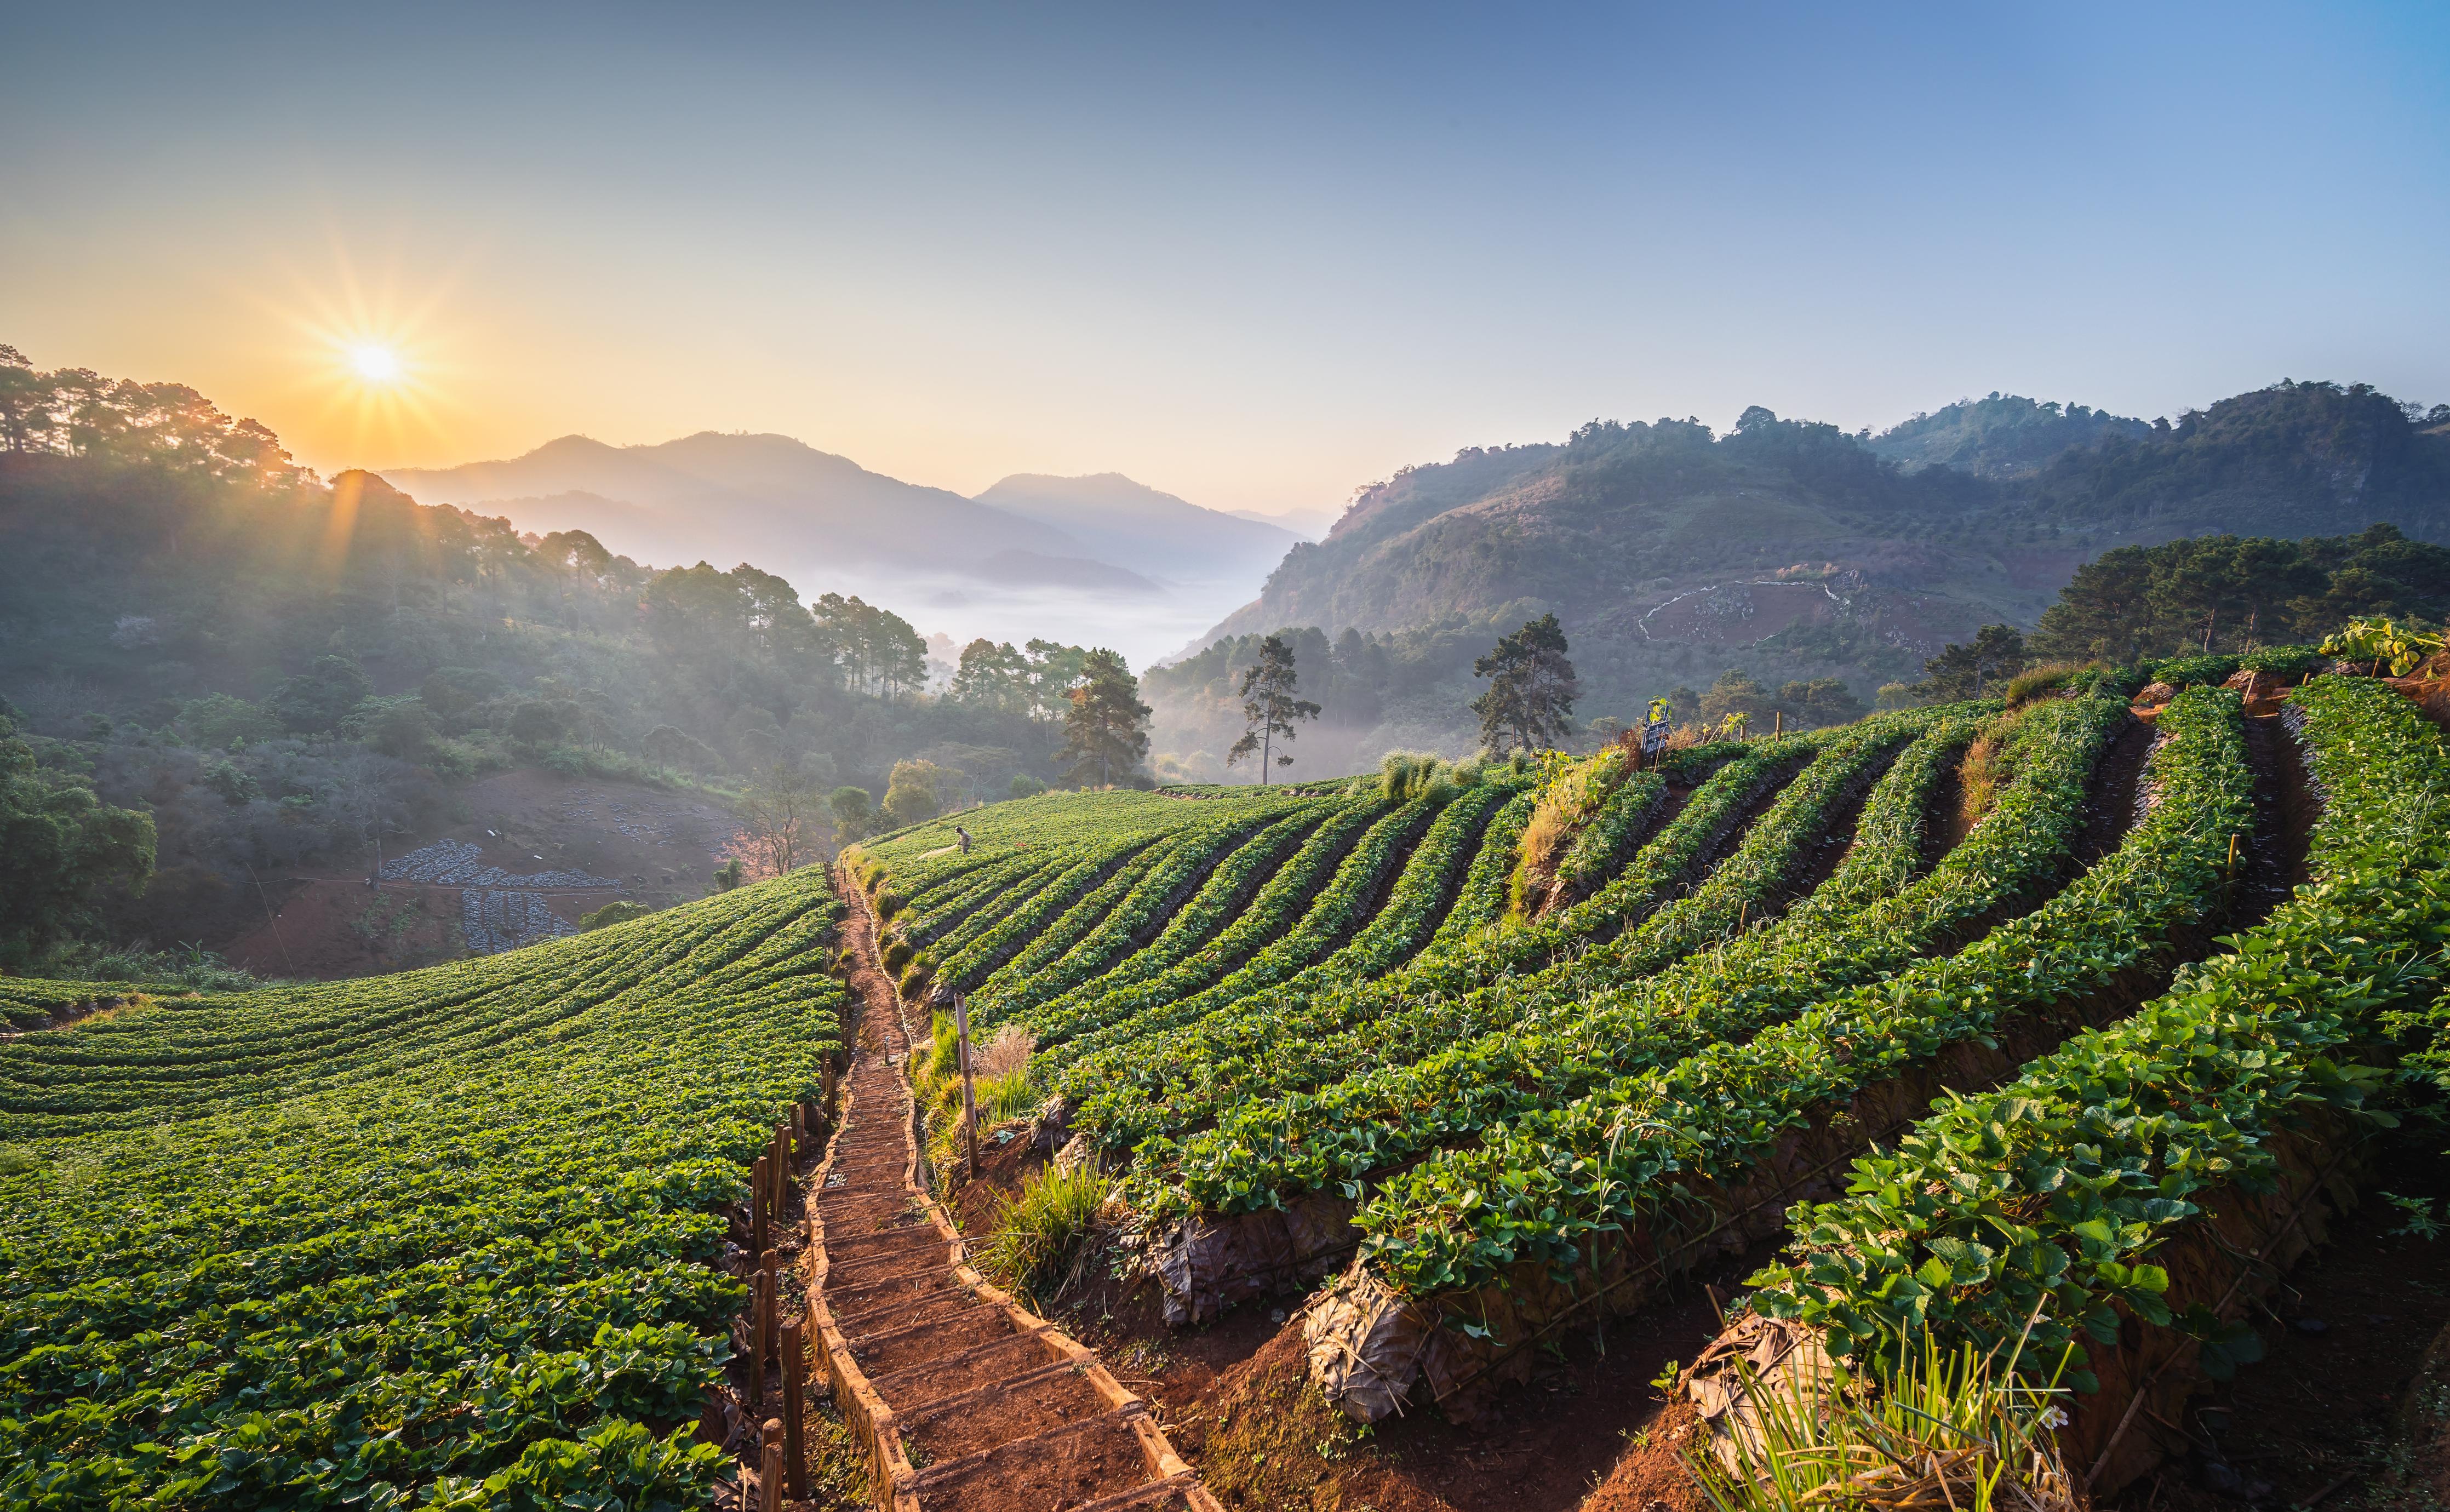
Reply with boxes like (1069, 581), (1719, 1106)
(5, 2), (2446, 516)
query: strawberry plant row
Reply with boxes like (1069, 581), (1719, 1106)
(1142, 695), (2116, 1223)
(1005, 802), (1344, 1042)
(1054, 776), (1527, 1125)
(1036, 786), (1456, 1068)
(0, 886), (840, 1133)
(1307, 687), (2255, 1419)
(1746, 675), (2450, 1397)
(0, 866), (851, 1509)
(929, 832), (1175, 991)
(968, 801), (1315, 1025)
(1021, 794), (1397, 1054)
(1091, 723), (1917, 1165)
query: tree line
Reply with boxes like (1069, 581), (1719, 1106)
(1908, 524), (2450, 698)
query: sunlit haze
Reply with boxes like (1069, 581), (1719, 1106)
(5, 3), (2445, 523)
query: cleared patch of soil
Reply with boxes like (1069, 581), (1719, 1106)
(223, 769), (745, 978)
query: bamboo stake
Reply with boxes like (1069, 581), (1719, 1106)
(760, 1419), (785, 1512)
(781, 1318), (808, 1499)
(762, 1247), (781, 1367)
(954, 991), (980, 1179)
(750, 1267), (772, 1407)
(751, 1155), (769, 1257)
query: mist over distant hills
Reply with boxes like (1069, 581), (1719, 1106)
(381, 435), (1319, 666)
(973, 472), (1297, 582)
(383, 433), (1115, 589)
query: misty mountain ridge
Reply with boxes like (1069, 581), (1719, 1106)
(382, 431), (1100, 589)
(973, 472), (1298, 582)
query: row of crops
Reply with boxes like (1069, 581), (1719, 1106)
(0, 867), (850, 1510)
(7, 646), (2431, 1507)
(851, 659), (2450, 1461)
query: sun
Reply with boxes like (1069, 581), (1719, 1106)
(348, 343), (403, 383)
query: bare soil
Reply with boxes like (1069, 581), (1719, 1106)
(223, 769), (744, 978)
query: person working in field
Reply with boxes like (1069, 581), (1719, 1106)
(956, 825), (974, 854)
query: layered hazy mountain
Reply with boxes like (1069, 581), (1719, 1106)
(380, 433), (1306, 668)
(382, 433), (1135, 591)
(972, 472), (1298, 581)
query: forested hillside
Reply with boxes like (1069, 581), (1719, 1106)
(1159, 381), (2449, 772)
(1864, 391), (2154, 477)
(0, 353), (1120, 966)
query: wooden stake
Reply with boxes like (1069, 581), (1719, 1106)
(762, 1247), (780, 1366)
(751, 1155), (769, 1257)
(760, 1419), (785, 1512)
(1773, 710), (1782, 738)
(954, 992), (980, 1179)
(781, 1318), (808, 1499)
(750, 1268), (772, 1407)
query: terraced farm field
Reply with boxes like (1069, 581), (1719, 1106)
(0, 871), (849, 1510)
(849, 659), (2450, 1503)
(7, 655), (2445, 1511)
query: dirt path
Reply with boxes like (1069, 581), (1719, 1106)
(808, 866), (1219, 1511)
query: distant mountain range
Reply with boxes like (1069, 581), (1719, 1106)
(381, 434), (1291, 598)
(1186, 380), (2449, 726)
(972, 472), (1297, 582)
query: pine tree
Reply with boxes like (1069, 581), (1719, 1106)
(1471, 613), (1578, 754)
(1226, 634), (1321, 784)
(1919, 624), (2026, 699)
(1053, 649), (1151, 787)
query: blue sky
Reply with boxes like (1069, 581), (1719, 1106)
(3, 1), (2445, 513)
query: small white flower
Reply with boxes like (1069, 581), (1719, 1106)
(2039, 1405), (2069, 1429)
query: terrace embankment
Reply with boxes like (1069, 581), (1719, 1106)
(803, 869), (1218, 1511)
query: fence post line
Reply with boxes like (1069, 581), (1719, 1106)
(750, 1267), (772, 1407)
(761, 1247), (781, 1365)
(781, 1318), (808, 1499)
(760, 1419), (785, 1512)
(954, 991), (980, 1179)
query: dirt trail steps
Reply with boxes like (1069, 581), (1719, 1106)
(808, 865), (1220, 1512)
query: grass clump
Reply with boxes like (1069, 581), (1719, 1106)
(2001, 662), (2088, 708)
(1687, 1328), (2079, 1512)
(1378, 750), (1454, 802)
(980, 1164), (1108, 1302)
